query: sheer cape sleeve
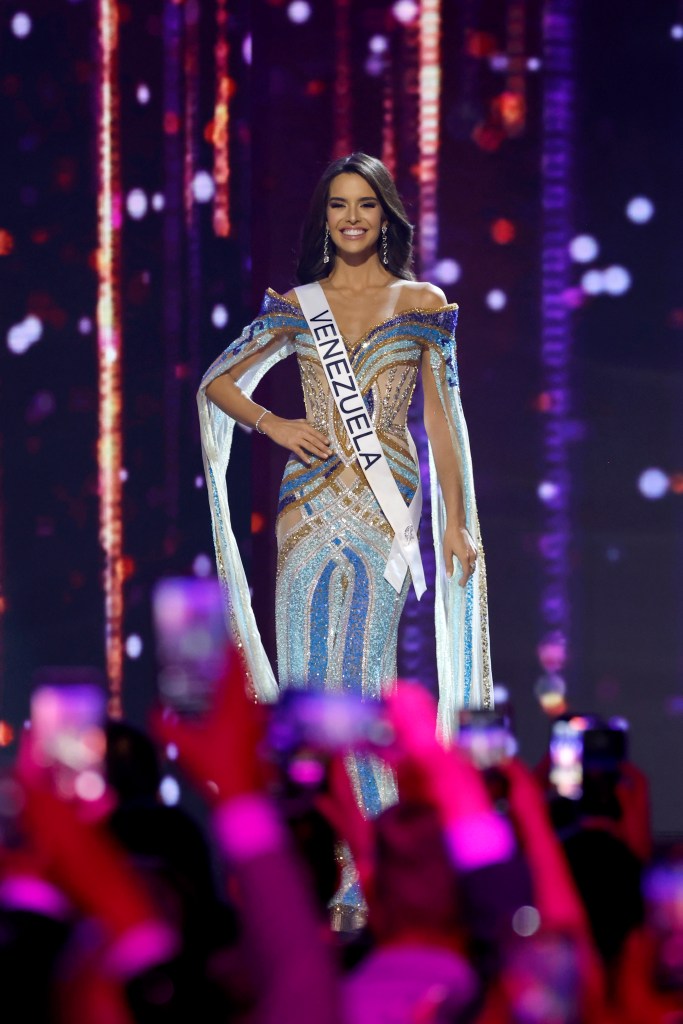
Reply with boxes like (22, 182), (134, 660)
(197, 290), (306, 701)
(420, 306), (493, 741)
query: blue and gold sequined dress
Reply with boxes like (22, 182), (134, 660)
(198, 289), (492, 810)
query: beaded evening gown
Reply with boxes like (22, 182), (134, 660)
(198, 288), (492, 813)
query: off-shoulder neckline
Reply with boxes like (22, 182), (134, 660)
(265, 287), (458, 346)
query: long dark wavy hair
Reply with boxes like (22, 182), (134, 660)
(296, 153), (415, 284)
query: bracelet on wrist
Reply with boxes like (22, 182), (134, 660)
(254, 408), (270, 435)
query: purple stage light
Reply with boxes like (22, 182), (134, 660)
(7, 316), (42, 355)
(160, 776), (181, 806)
(539, 0), (576, 713)
(638, 468), (669, 500)
(392, 0), (419, 25)
(125, 634), (143, 659)
(626, 196), (654, 224)
(191, 171), (215, 203)
(537, 480), (560, 505)
(369, 35), (388, 54)
(432, 258), (461, 285)
(11, 13), (32, 38)
(580, 269), (604, 295)
(25, 391), (56, 425)
(211, 304), (229, 328)
(486, 289), (507, 311)
(287, 1), (312, 25)
(365, 56), (384, 77)
(126, 188), (148, 219)
(193, 554), (212, 577)
(569, 234), (598, 262)
(603, 265), (632, 295)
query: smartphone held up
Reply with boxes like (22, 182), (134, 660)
(30, 668), (108, 803)
(152, 576), (228, 715)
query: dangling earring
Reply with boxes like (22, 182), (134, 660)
(323, 226), (330, 264)
(381, 224), (389, 266)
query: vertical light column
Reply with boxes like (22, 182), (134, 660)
(0, 439), (6, 731)
(96, 0), (124, 716)
(503, 1), (528, 137)
(332, 0), (352, 158)
(399, 0), (442, 689)
(537, 0), (576, 700)
(381, 53), (397, 178)
(184, 0), (203, 392)
(417, 0), (442, 275)
(213, 0), (231, 238)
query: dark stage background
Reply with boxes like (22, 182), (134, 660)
(2, 0), (682, 833)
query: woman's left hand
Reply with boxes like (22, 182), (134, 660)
(443, 522), (478, 588)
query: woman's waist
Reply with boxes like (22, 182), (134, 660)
(277, 449), (419, 518)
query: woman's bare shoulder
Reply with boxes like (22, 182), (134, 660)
(399, 280), (449, 310)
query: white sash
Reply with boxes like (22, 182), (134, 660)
(295, 282), (425, 600)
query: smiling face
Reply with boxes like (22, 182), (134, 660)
(326, 172), (387, 264)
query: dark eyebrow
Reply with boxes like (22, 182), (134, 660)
(328, 195), (378, 202)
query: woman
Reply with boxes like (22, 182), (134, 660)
(198, 153), (491, 815)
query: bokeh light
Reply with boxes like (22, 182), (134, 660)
(670, 24), (683, 40)
(638, 467), (669, 500)
(392, 0), (419, 25)
(569, 234), (598, 262)
(7, 315), (43, 355)
(603, 265), (632, 295)
(11, 12), (32, 38)
(365, 56), (384, 77)
(491, 218), (515, 244)
(211, 304), (229, 328)
(192, 171), (215, 203)
(160, 775), (181, 806)
(369, 35), (389, 54)
(287, 1), (312, 24)
(126, 188), (148, 219)
(534, 674), (568, 716)
(151, 193), (165, 211)
(136, 83), (151, 104)
(0, 229), (15, 255)
(25, 391), (56, 425)
(537, 632), (567, 673)
(192, 554), (212, 577)
(512, 905), (541, 937)
(626, 196), (654, 224)
(125, 634), (143, 658)
(486, 289), (507, 311)
(670, 472), (683, 495)
(433, 258), (461, 285)
(0, 722), (15, 748)
(74, 770), (106, 802)
(580, 269), (604, 295)
(537, 480), (560, 505)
